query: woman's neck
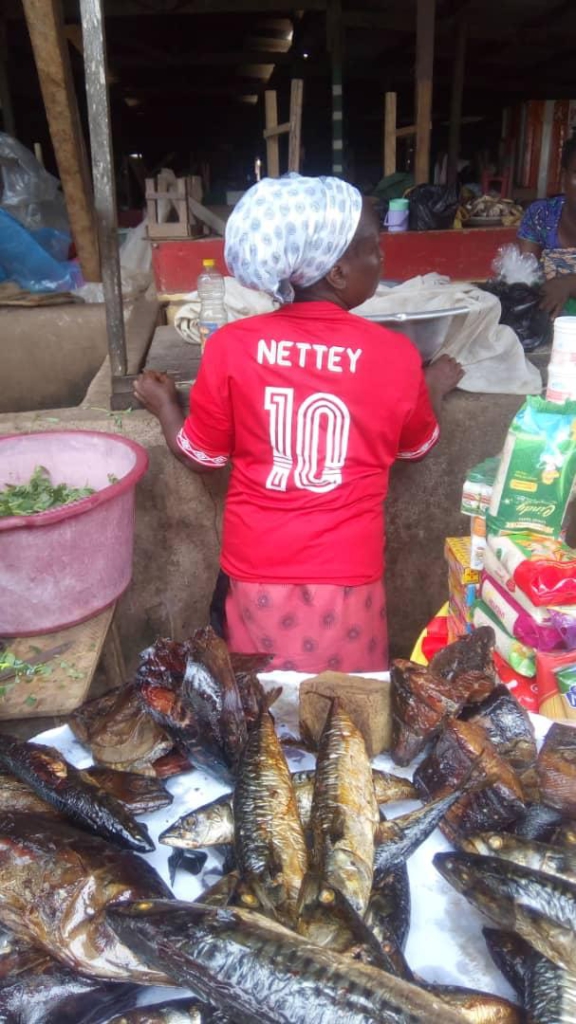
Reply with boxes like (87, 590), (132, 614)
(292, 283), (348, 309)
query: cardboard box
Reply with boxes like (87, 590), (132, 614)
(445, 536), (482, 586)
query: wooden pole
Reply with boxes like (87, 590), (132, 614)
(21, 0), (100, 282)
(327, 0), (344, 176)
(0, 18), (15, 137)
(447, 15), (466, 185)
(415, 0), (435, 185)
(288, 79), (304, 173)
(80, 0), (127, 378)
(264, 90), (280, 177)
(384, 91), (397, 177)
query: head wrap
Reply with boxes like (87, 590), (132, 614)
(224, 173), (363, 303)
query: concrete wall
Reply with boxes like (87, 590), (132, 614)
(0, 390), (524, 668)
(0, 304), (108, 414)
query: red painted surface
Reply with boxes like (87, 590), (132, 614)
(151, 227), (518, 296)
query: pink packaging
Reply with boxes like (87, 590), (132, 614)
(479, 573), (566, 651)
(483, 543), (576, 626)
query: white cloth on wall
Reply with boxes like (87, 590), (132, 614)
(353, 274), (542, 395)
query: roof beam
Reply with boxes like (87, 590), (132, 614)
(113, 49), (297, 66)
(77, 0), (326, 13)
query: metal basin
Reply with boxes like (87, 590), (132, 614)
(360, 306), (469, 361)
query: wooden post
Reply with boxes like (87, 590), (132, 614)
(415, 0), (436, 185)
(327, 0), (344, 176)
(80, 0), (126, 378)
(265, 90), (280, 178)
(264, 84), (303, 176)
(21, 0), (100, 282)
(288, 79), (304, 172)
(447, 15), (466, 186)
(384, 91), (397, 177)
(0, 18), (15, 137)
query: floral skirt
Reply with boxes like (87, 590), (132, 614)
(224, 578), (388, 674)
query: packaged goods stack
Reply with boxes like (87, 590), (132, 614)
(443, 457), (499, 644)
(444, 537), (481, 642)
(468, 396), (576, 720)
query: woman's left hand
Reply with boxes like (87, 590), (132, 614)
(540, 275), (576, 318)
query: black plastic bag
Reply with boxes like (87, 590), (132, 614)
(478, 280), (552, 352)
(408, 184), (460, 231)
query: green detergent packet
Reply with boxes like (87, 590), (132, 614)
(487, 396), (576, 538)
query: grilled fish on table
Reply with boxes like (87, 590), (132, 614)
(0, 734), (154, 852)
(435, 850), (576, 973)
(103, 1001), (233, 1023)
(233, 691), (308, 927)
(0, 812), (172, 983)
(484, 928), (576, 1024)
(107, 899), (470, 1024)
(160, 767), (416, 851)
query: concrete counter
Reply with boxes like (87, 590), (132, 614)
(0, 386), (527, 666)
(385, 389), (524, 656)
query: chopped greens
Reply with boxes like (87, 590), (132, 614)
(0, 466), (94, 518)
(0, 652), (53, 679)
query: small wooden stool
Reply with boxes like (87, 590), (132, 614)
(0, 605), (125, 720)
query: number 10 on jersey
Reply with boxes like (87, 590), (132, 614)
(264, 387), (351, 494)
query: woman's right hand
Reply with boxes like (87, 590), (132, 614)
(424, 355), (464, 397)
(540, 275), (576, 318)
(133, 370), (179, 417)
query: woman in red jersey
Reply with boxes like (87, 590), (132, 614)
(135, 174), (462, 673)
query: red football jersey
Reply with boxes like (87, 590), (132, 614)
(178, 301), (438, 585)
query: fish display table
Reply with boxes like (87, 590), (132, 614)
(33, 670), (550, 1012)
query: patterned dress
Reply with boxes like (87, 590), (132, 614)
(518, 196), (576, 287)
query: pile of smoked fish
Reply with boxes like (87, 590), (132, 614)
(0, 625), (573, 1023)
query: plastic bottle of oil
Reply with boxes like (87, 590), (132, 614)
(197, 258), (227, 351)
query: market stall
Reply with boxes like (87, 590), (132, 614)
(1, 344), (576, 1018)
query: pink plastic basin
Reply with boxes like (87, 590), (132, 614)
(0, 431), (149, 636)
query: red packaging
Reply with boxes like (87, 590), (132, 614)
(535, 648), (576, 721)
(421, 615), (449, 663)
(490, 535), (576, 607)
(493, 650), (539, 713)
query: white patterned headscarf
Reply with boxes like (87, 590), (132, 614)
(224, 173), (363, 304)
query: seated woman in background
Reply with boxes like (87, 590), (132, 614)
(518, 135), (576, 318)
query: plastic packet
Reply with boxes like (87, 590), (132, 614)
(487, 533), (576, 607)
(479, 574), (566, 651)
(408, 183), (460, 231)
(0, 208), (82, 293)
(536, 649), (576, 721)
(487, 397), (576, 537)
(483, 541), (576, 625)
(472, 600), (536, 677)
(493, 650), (538, 713)
(492, 243), (542, 286)
(0, 131), (69, 233)
(470, 515), (487, 571)
(461, 456), (500, 516)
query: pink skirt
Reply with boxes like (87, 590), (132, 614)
(224, 578), (388, 674)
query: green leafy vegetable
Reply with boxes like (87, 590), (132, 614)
(0, 652), (53, 679)
(0, 466), (95, 518)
